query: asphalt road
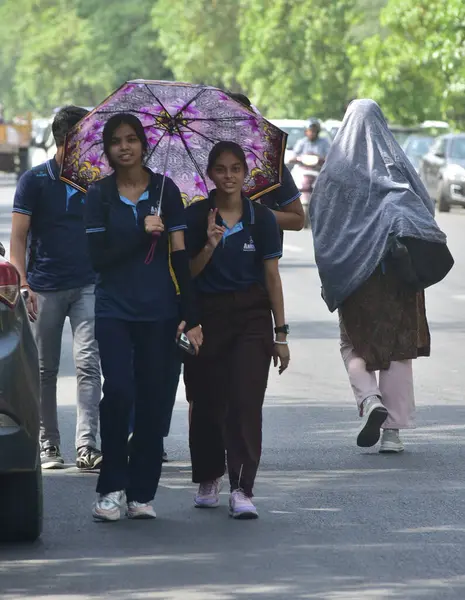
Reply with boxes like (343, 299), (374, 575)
(0, 178), (465, 600)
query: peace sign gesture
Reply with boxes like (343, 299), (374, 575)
(206, 209), (226, 249)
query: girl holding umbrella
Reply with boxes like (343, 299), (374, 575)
(85, 113), (202, 521)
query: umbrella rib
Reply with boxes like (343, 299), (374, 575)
(143, 84), (172, 116)
(175, 129), (209, 193)
(94, 108), (162, 123)
(181, 124), (217, 145)
(172, 88), (207, 119)
(145, 129), (168, 165)
(244, 148), (266, 170)
(185, 116), (257, 123)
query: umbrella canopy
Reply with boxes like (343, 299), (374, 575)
(60, 80), (287, 206)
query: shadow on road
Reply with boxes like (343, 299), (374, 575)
(2, 404), (465, 598)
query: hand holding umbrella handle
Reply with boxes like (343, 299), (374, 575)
(144, 215), (164, 264)
(144, 214), (165, 235)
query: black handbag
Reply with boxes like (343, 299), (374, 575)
(389, 236), (454, 290)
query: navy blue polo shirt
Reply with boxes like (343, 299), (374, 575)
(185, 194), (282, 294)
(13, 159), (95, 291)
(258, 165), (301, 211)
(86, 172), (185, 321)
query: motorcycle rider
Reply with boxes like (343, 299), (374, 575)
(291, 118), (331, 165)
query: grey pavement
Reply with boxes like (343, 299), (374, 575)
(0, 177), (465, 600)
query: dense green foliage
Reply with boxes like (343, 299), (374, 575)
(1, 0), (463, 128)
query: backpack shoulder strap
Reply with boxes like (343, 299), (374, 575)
(95, 176), (117, 225)
(249, 200), (271, 257)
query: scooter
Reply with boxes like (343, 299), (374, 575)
(291, 154), (323, 229)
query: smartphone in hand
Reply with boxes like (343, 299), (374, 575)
(177, 332), (197, 355)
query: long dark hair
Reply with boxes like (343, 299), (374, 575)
(103, 113), (148, 169)
(207, 141), (249, 176)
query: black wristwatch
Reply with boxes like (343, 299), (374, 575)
(274, 324), (290, 335)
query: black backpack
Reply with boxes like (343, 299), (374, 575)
(389, 236), (454, 290)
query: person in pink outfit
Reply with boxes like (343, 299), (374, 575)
(310, 100), (453, 453)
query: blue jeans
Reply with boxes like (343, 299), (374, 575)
(95, 317), (178, 502)
(34, 285), (101, 450)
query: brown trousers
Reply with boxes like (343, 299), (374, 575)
(184, 284), (273, 497)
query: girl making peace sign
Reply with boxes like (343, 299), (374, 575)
(184, 141), (290, 519)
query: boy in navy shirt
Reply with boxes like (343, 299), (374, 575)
(229, 93), (305, 232)
(10, 106), (102, 471)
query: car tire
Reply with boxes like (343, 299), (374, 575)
(438, 192), (450, 213)
(0, 460), (43, 542)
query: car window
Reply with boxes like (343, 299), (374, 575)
(449, 138), (465, 160)
(429, 138), (446, 156)
(392, 132), (410, 146)
(405, 137), (434, 156)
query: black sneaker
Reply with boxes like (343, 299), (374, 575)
(76, 446), (103, 470)
(41, 445), (65, 470)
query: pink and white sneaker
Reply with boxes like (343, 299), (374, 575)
(92, 490), (126, 522)
(127, 501), (156, 520)
(194, 478), (223, 508)
(229, 489), (259, 520)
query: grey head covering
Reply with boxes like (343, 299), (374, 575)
(309, 99), (447, 312)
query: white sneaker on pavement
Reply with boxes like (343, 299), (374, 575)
(229, 489), (259, 520)
(127, 501), (157, 519)
(194, 478), (223, 508)
(92, 490), (126, 522)
(379, 429), (404, 453)
(357, 395), (388, 448)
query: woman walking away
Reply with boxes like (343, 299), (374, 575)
(185, 141), (290, 519)
(85, 114), (202, 522)
(310, 100), (453, 454)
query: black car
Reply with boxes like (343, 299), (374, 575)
(419, 134), (465, 212)
(0, 243), (42, 542)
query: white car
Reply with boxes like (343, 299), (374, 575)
(323, 119), (342, 139)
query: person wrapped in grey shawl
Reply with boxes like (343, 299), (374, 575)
(309, 99), (447, 313)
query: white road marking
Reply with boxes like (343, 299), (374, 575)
(452, 295), (465, 301)
(283, 244), (304, 253)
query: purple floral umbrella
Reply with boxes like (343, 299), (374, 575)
(60, 80), (287, 209)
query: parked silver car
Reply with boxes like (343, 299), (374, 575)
(419, 134), (465, 212)
(0, 242), (42, 542)
(402, 134), (435, 173)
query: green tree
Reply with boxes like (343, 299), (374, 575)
(350, 0), (387, 42)
(0, 0), (113, 115)
(238, 0), (357, 119)
(351, 0), (465, 127)
(153, 0), (242, 90)
(77, 0), (173, 89)
(0, 0), (173, 116)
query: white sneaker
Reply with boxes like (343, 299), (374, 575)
(92, 491), (126, 522)
(379, 429), (404, 453)
(194, 478), (223, 508)
(229, 489), (259, 520)
(127, 501), (157, 519)
(357, 396), (388, 448)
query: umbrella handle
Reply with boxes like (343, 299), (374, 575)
(144, 232), (161, 265)
(145, 135), (173, 265)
